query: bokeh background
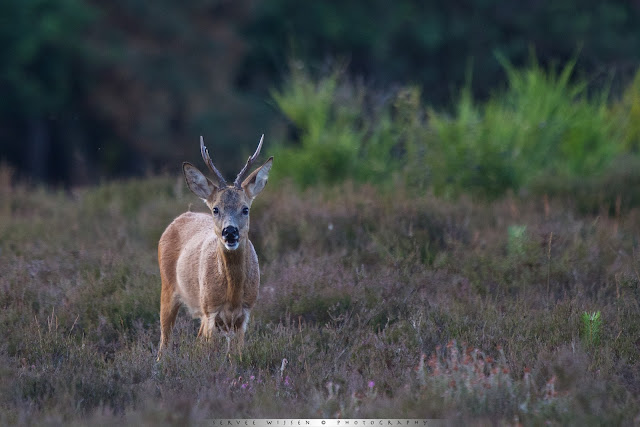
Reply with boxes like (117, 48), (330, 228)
(2, 0), (640, 191)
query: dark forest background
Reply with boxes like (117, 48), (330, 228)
(2, 0), (640, 186)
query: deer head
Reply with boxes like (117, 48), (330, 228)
(182, 135), (273, 251)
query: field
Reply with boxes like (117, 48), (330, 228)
(1, 170), (639, 424)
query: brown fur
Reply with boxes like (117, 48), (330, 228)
(157, 146), (272, 359)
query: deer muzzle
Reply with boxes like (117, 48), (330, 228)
(221, 225), (240, 249)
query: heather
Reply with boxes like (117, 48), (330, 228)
(1, 171), (639, 424)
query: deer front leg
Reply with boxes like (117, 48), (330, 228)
(234, 308), (251, 356)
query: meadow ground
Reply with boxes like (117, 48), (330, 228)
(0, 175), (639, 424)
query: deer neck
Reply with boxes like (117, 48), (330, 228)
(217, 238), (248, 306)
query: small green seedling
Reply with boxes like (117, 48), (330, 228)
(581, 311), (602, 347)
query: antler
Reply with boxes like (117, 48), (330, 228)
(200, 136), (227, 186)
(234, 134), (264, 188)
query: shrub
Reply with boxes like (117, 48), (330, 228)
(428, 55), (621, 198)
(269, 66), (418, 189)
(271, 58), (640, 204)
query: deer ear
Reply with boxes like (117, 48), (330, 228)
(183, 162), (218, 201)
(242, 157), (273, 199)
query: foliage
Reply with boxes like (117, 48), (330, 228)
(271, 58), (640, 203)
(507, 225), (527, 257)
(611, 69), (640, 153)
(0, 0), (95, 115)
(270, 67), (411, 189)
(428, 55), (622, 198)
(3, 0), (640, 186)
(241, 0), (640, 104)
(0, 0), (100, 183)
(581, 311), (602, 348)
(421, 341), (568, 417)
(0, 0), (275, 184)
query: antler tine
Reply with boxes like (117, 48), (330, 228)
(234, 134), (264, 187)
(200, 136), (227, 186)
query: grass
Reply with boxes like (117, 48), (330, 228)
(0, 170), (639, 424)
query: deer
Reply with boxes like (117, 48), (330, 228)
(157, 135), (273, 360)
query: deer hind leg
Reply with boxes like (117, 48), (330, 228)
(158, 286), (180, 360)
(197, 316), (206, 339)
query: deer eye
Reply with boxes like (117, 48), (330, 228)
(213, 207), (219, 215)
(242, 206), (249, 215)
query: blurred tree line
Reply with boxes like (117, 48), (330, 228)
(1, 0), (640, 185)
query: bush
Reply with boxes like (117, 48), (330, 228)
(271, 57), (640, 203)
(271, 67), (394, 188)
(270, 66), (423, 190)
(428, 55), (621, 198)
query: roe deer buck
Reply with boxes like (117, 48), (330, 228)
(157, 135), (273, 359)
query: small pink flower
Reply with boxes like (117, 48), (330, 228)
(241, 383), (248, 389)
(368, 381), (375, 389)
(284, 375), (291, 386)
(250, 375), (255, 381)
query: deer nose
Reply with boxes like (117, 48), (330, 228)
(222, 226), (239, 241)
